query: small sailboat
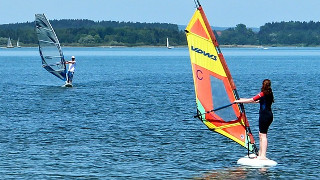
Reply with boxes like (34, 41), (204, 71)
(16, 38), (21, 48)
(35, 14), (69, 86)
(185, 0), (277, 167)
(166, 37), (173, 49)
(7, 37), (14, 48)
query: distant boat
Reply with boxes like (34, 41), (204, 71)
(166, 37), (174, 49)
(16, 38), (21, 48)
(7, 37), (14, 48)
(258, 46), (268, 50)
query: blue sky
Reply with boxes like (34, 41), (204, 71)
(1, 0), (320, 28)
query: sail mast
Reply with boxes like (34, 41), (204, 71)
(194, 0), (201, 7)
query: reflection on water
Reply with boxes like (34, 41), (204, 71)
(195, 167), (277, 180)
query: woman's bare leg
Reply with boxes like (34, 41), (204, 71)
(259, 132), (268, 160)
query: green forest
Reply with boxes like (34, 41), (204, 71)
(0, 19), (185, 47)
(218, 21), (320, 46)
(1, 20), (320, 47)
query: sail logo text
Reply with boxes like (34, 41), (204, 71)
(191, 46), (217, 60)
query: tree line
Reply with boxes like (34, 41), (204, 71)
(218, 21), (320, 46)
(1, 20), (320, 47)
(0, 19), (186, 47)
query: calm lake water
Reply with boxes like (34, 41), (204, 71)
(0, 47), (319, 179)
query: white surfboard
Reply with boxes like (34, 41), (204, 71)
(237, 154), (277, 167)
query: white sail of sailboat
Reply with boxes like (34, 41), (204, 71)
(166, 37), (173, 49)
(17, 38), (21, 48)
(7, 37), (14, 48)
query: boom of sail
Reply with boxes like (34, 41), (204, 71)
(35, 14), (66, 81)
(185, 2), (258, 154)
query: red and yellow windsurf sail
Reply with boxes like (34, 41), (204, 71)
(185, 3), (257, 154)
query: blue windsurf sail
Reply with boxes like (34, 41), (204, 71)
(35, 14), (66, 81)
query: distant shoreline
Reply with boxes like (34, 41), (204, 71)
(1, 44), (320, 49)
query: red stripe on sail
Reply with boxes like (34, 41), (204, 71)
(190, 19), (209, 40)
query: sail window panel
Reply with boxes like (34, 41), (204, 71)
(210, 76), (237, 121)
(37, 31), (58, 44)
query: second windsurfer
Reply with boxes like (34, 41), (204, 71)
(65, 56), (76, 84)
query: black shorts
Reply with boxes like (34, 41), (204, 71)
(259, 110), (273, 134)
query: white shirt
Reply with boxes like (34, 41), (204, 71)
(68, 61), (76, 72)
